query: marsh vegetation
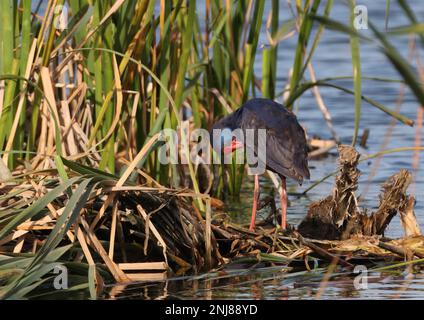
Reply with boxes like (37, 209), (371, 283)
(1, 0), (424, 299)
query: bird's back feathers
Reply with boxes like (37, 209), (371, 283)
(212, 98), (310, 183)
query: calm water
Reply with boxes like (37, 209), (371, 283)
(108, 0), (424, 300)
(107, 267), (424, 300)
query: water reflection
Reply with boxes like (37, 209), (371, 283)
(105, 266), (424, 300)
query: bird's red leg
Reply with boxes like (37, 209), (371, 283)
(249, 174), (260, 231)
(280, 177), (287, 229)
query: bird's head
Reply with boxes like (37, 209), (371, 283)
(211, 128), (244, 154)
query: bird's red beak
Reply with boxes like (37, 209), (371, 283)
(223, 139), (243, 154)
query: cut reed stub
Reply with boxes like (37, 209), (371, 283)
(399, 196), (422, 237)
(117, 263), (167, 282)
(298, 145), (420, 240)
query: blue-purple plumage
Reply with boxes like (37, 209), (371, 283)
(212, 98), (310, 183)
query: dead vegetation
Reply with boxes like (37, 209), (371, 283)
(298, 145), (416, 240)
(1, 145), (423, 299)
(211, 145), (424, 270)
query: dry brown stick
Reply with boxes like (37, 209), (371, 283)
(253, 237), (271, 251)
(211, 225), (237, 240)
(0, 230), (28, 247)
(399, 197), (422, 237)
(136, 204), (168, 266)
(378, 241), (424, 259)
(2, 39), (37, 164)
(80, 217), (130, 283)
(53, 0), (126, 78)
(108, 200), (118, 259)
(308, 143), (336, 159)
(117, 262), (167, 271)
(76, 226), (95, 266)
(13, 235), (25, 253)
(294, 232), (354, 268)
(116, 210), (127, 263)
(307, 63), (339, 143)
(225, 223), (259, 236)
(411, 249), (424, 259)
(205, 198), (212, 269)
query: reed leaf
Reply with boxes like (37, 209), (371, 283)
(370, 21), (424, 109)
(348, 0), (362, 146)
(0, 177), (79, 240)
(287, 0), (321, 109)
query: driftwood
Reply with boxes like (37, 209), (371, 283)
(298, 145), (417, 240)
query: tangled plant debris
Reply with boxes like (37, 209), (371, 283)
(298, 145), (417, 240)
(0, 146), (423, 299)
(213, 145), (424, 270)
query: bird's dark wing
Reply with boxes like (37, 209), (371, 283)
(240, 102), (310, 183)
